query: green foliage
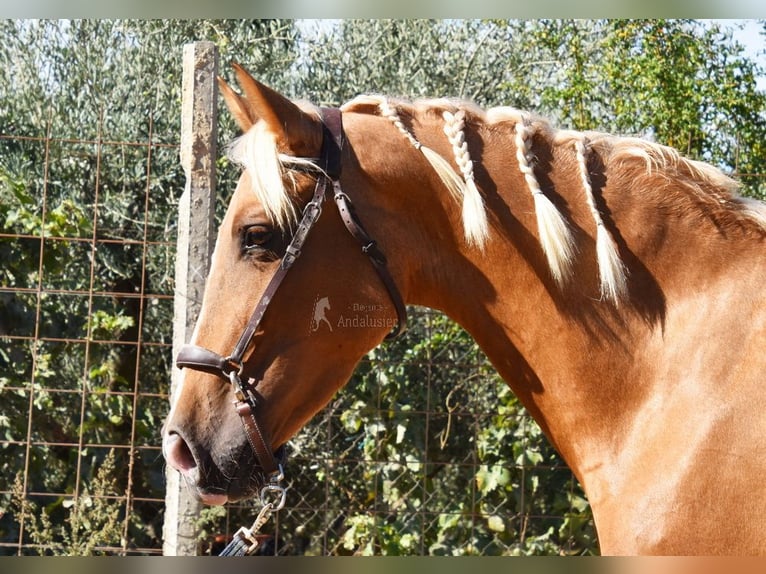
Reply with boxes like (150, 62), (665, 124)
(296, 20), (533, 107)
(9, 450), (123, 555)
(520, 19), (766, 197)
(213, 311), (597, 555)
(2, 19), (765, 556)
(0, 19), (300, 555)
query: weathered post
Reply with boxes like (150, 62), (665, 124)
(163, 41), (218, 556)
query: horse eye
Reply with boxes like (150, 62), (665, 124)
(242, 225), (274, 250)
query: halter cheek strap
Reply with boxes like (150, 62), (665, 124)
(175, 107), (407, 486)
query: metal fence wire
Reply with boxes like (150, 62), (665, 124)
(0, 117), (588, 553)
(0, 43), (592, 555)
(0, 124), (178, 554)
(18, 40), (766, 556)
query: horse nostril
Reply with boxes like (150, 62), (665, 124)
(164, 432), (198, 473)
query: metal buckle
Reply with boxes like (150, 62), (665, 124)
(233, 525), (260, 555)
(303, 200), (322, 222)
(284, 244), (301, 266)
(259, 464), (287, 511)
(223, 355), (244, 376)
(228, 368), (257, 406)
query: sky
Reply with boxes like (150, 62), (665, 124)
(718, 19), (764, 56)
(715, 19), (765, 88)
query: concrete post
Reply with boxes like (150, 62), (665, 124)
(163, 41), (219, 556)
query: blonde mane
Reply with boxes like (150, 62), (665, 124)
(226, 110), (321, 230)
(228, 95), (762, 305)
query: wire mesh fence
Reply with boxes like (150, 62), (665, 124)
(0, 121), (179, 555)
(7, 37), (764, 557)
(201, 310), (594, 556)
(0, 116), (593, 555)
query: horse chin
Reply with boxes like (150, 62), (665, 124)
(174, 459), (261, 506)
(182, 476), (255, 506)
(198, 492), (229, 506)
(216, 465), (269, 504)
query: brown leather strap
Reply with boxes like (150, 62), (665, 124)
(176, 176), (328, 379)
(235, 400), (280, 476)
(175, 106), (408, 486)
(322, 107), (407, 338)
(319, 107), (343, 178)
(175, 345), (236, 377)
(222, 108), (345, 366)
(333, 191), (407, 338)
(227, 176), (328, 366)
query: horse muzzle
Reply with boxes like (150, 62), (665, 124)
(163, 431), (230, 505)
(162, 425), (285, 505)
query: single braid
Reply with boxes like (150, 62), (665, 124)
(442, 110), (475, 185)
(574, 138), (628, 303)
(442, 109), (489, 246)
(574, 138), (600, 222)
(514, 119), (543, 196)
(514, 119), (576, 286)
(378, 97), (422, 150)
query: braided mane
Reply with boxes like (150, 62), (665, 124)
(342, 96), (633, 302)
(228, 95), (763, 305)
(341, 96), (766, 303)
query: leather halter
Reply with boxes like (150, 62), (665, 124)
(175, 107), (407, 484)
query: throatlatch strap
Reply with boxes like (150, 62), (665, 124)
(333, 191), (407, 338)
(322, 107), (407, 338)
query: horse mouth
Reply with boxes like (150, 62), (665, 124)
(163, 431), (266, 504)
(191, 487), (229, 506)
(174, 458), (265, 505)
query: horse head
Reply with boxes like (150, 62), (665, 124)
(162, 65), (411, 504)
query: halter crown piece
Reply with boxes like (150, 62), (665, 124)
(175, 108), (407, 556)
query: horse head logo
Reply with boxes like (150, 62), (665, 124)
(311, 295), (333, 333)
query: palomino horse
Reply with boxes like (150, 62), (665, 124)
(162, 64), (766, 555)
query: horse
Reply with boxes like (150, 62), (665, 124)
(162, 63), (766, 555)
(311, 295), (333, 333)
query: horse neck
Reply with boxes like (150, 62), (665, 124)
(382, 121), (766, 481)
(349, 106), (766, 552)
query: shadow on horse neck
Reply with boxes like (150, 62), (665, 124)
(163, 65), (766, 555)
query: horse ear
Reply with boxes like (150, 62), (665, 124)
(218, 75), (254, 131)
(223, 63), (322, 156)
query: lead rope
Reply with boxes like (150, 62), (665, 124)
(218, 466), (287, 556)
(209, 107), (406, 556)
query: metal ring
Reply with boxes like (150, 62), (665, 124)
(224, 355), (244, 376)
(260, 484), (287, 512)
